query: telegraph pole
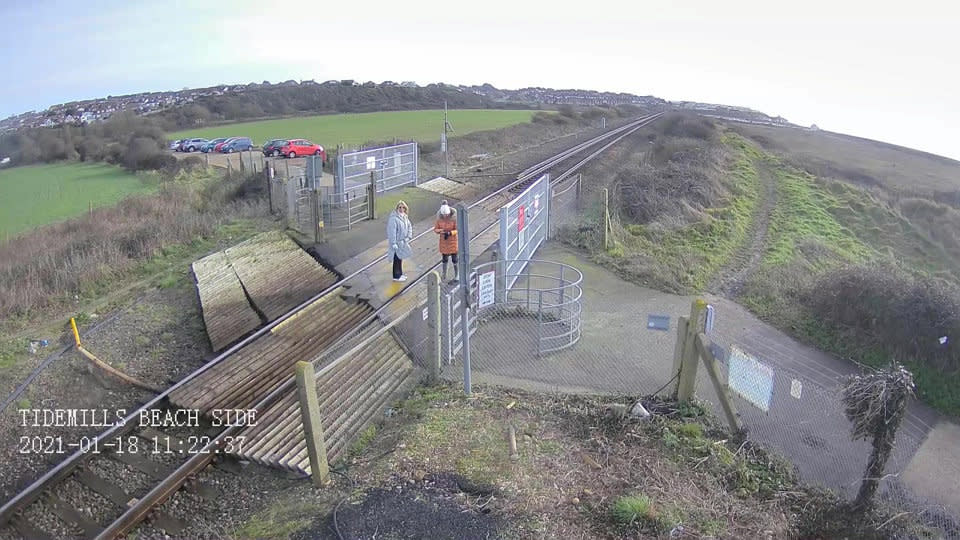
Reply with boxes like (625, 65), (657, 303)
(443, 101), (455, 177)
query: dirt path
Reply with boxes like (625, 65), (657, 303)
(709, 157), (777, 297)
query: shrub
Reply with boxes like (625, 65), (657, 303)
(805, 263), (960, 373)
(660, 112), (716, 141)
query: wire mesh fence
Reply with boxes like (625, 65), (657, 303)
(549, 173), (583, 238)
(701, 304), (960, 539)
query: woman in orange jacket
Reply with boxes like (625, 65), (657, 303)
(434, 201), (458, 283)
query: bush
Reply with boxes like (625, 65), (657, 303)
(660, 112), (716, 141)
(805, 263), (960, 373)
(557, 104), (577, 118)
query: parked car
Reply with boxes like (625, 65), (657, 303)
(213, 137), (236, 152)
(220, 137), (254, 153)
(201, 138), (229, 153)
(169, 140), (182, 151)
(261, 139), (289, 157)
(280, 139), (326, 162)
(180, 138), (208, 152)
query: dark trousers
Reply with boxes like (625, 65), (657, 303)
(393, 255), (403, 279)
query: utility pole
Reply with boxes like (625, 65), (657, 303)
(443, 101), (455, 177)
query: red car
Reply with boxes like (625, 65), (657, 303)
(281, 139), (326, 162)
(214, 137), (237, 152)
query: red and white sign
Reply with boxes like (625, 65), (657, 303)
(517, 205), (525, 231)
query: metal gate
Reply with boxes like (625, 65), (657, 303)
(335, 142), (418, 194)
(321, 186), (371, 232)
(440, 260), (583, 364)
(499, 174), (550, 291)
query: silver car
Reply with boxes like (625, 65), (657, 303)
(180, 138), (208, 152)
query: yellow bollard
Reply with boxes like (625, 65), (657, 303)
(70, 317), (81, 348)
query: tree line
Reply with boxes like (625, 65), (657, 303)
(0, 85), (530, 171)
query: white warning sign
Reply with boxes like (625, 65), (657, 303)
(478, 271), (496, 309)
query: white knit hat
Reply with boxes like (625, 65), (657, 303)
(439, 201), (451, 215)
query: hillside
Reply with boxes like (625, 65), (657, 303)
(560, 112), (960, 417)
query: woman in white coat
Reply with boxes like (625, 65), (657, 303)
(386, 200), (413, 281)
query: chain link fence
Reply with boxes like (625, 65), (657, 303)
(700, 305), (960, 539)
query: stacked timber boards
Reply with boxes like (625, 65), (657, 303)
(232, 327), (415, 475)
(192, 252), (262, 351)
(192, 231), (338, 351)
(169, 288), (372, 413)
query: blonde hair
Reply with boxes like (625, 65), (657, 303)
(396, 200), (408, 212)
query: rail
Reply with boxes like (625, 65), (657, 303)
(0, 112), (663, 538)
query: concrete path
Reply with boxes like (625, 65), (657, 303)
(450, 242), (959, 519)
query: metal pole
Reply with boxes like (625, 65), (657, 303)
(455, 202), (471, 395)
(444, 101), (449, 177)
(427, 272), (442, 383)
(369, 171), (377, 220)
(537, 290), (543, 357)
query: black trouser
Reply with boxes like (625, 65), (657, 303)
(441, 253), (458, 264)
(393, 255), (403, 279)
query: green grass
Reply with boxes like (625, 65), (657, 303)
(0, 163), (151, 238)
(171, 109), (538, 147)
(763, 165), (873, 267)
(611, 494), (656, 525)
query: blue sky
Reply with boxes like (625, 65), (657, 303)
(2, 0), (958, 160)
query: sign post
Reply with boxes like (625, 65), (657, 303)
(456, 202), (471, 395)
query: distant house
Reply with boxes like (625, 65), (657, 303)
(400, 81), (417, 87)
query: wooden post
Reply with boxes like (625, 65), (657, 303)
(204, 153), (209, 167)
(576, 173), (583, 208)
(265, 166), (273, 213)
(368, 171), (377, 220)
(695, 333), (744, 436)
(427, 271), (442, 383)
(313, 190), (323, 244)
(677, 299), (707, 402)
(671, 316), (688, 398)
(295, 361), (330, 486)
(602, 188), (610, 250)
(88, 201), (93, 217)
(285, 160), (290, 181)
(239, 151), (246, 174)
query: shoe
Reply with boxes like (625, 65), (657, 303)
(448, 278), (459, 285)
(394, 275), (408, 282)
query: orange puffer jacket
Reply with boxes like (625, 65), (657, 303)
(434, 214), (458, 255)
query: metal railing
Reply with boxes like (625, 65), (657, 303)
(441, 259), (583, 361)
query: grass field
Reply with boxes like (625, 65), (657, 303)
(169, 109), (539, 147)
(0, 163), (151, 239)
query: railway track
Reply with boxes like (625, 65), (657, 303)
(0, 112), (662, 539)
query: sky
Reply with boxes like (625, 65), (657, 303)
(1, 0), (958, 160)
